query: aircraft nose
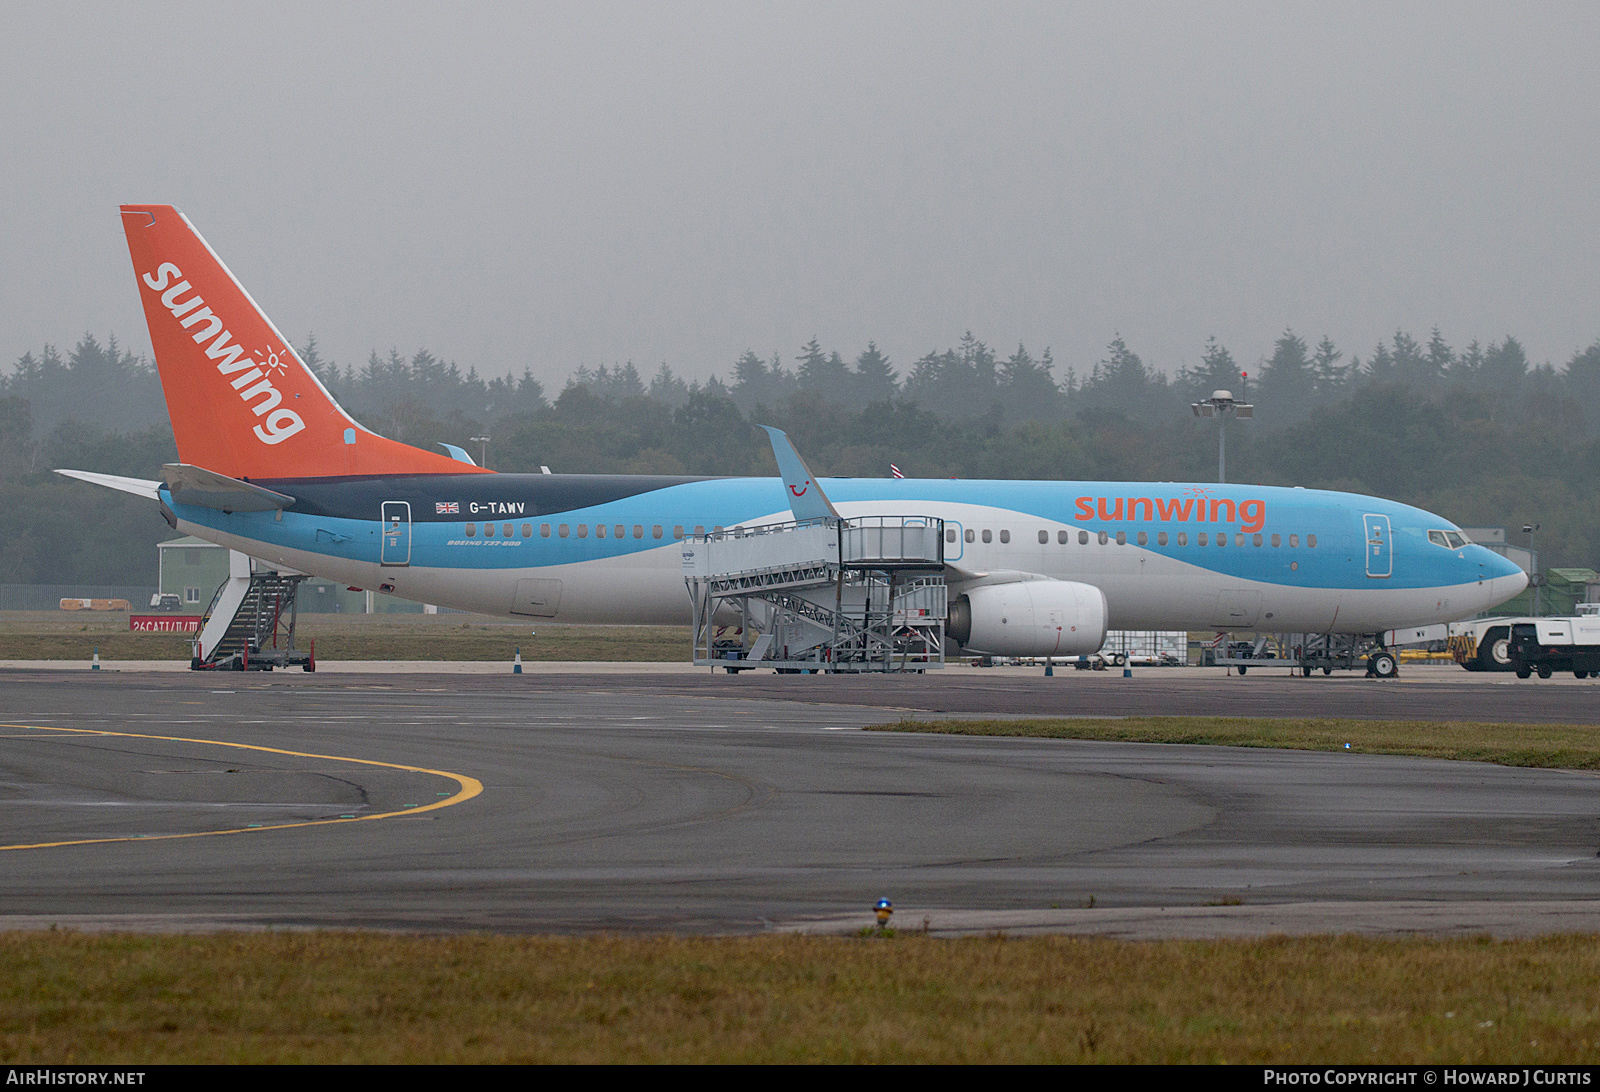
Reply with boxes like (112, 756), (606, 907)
(1473, 546), (1528, 607)
(1488, 548), (1528, 586)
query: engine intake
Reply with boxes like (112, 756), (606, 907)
(947, 580), (1108, 657)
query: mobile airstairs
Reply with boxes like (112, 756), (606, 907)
(684, 516), (948, 673)
(191, 550), (314, 671)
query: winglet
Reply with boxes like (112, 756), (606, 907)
(438, 442), (477, 466)
(759, 425), (839, 521)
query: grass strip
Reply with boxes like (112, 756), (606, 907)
(869, 716), (1600, 771)
(2, 932), (1598, 1064)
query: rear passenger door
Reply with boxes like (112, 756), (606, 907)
(381, 501), (412, 566)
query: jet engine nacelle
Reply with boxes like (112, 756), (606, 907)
(947, 579), (1108, 657)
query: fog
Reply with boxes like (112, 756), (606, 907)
(3, 2), (1597, 383)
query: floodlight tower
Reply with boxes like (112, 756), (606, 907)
(1190, 390), (1253, 484)
(1523, 523), (1542, 615)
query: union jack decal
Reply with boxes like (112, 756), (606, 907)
(436, 501), (460, 514)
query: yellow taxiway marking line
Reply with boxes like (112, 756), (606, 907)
(0, 723), (483, 852)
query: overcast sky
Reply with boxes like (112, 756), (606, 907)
(3, 2), (1597, 387)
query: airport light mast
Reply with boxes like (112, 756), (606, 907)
(1524, 523), (1542, 615)
(1190, 389), (1253, 484)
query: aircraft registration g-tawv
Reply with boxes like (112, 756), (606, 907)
(60, 205), (1528, 656)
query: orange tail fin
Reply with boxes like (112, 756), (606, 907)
(120, 205), (486, 480)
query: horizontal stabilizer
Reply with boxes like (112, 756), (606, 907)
(54, 469), (162, 500)
(162, 463), (295, 512)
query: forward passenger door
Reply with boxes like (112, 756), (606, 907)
(1363, 514), (1392, 578)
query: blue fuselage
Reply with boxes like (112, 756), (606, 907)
(165, 473), (1528, 632)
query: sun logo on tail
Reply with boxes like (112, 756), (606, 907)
(260, 346), (291, 378)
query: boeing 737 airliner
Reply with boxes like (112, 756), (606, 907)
(60, 205), (1527, 660)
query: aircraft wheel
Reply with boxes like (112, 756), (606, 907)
(1368, 651), (1398, 679)
(1537, 664), (1552, 679)
(1322, 666), (1332, 675)
(1574, 670), (1587, 679)
(1516, 666), (1532, 679)
(1236, 665), (1248, 676)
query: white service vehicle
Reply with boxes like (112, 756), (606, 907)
(1506, 615), (1600, 679)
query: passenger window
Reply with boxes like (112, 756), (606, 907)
(1097, 531), (1108, 545)
(713, 526), (724, 533)
(522, 524), (532, 538)
(596, 524), (607, 538)
(1308, 534), (1318, 548)
(1038, 530), (1048, 545)
(1137, 531), (1148, 546)
(982, 529), (992, 543)
(1235, 533), (1244, 547)
(965, 529), (975, 543)
(465, 523), (476, 537)
(673, 526), (684, 539)
(653, 525), (664, 539)
(484, 523), (495, 538)
(1177, 532), (1187, 546)
(694, 525), (705, 536)
(504, 524), (513, 538)
(577, 524), (588, 538)
(1198, 532), (1208, 546)
(1157, 532), (1167, 546)
(559, 524), (569, 538)
(1217, 534), (1226, 547)
(541, 524), (551, 537)
(1058, 530), (1068, 544)
(1271, 533), (1280, 547)
(947, 528), (957, 543)
(634, 525), (644, 539)
(616, 525), (626, 539)
(1289, 534), (1298, 547)
(1116, 531), (1126, 545)
(1078, 531), (1088, 545)
(999, 530), (1010, 544)
(1252, 533), (1262, 547)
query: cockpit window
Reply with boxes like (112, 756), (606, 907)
(1430, 530), (1470, 549)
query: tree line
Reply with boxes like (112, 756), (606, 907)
(3, 325), (1599, 585)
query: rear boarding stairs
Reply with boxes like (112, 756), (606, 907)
(191, 550), (314, 671)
